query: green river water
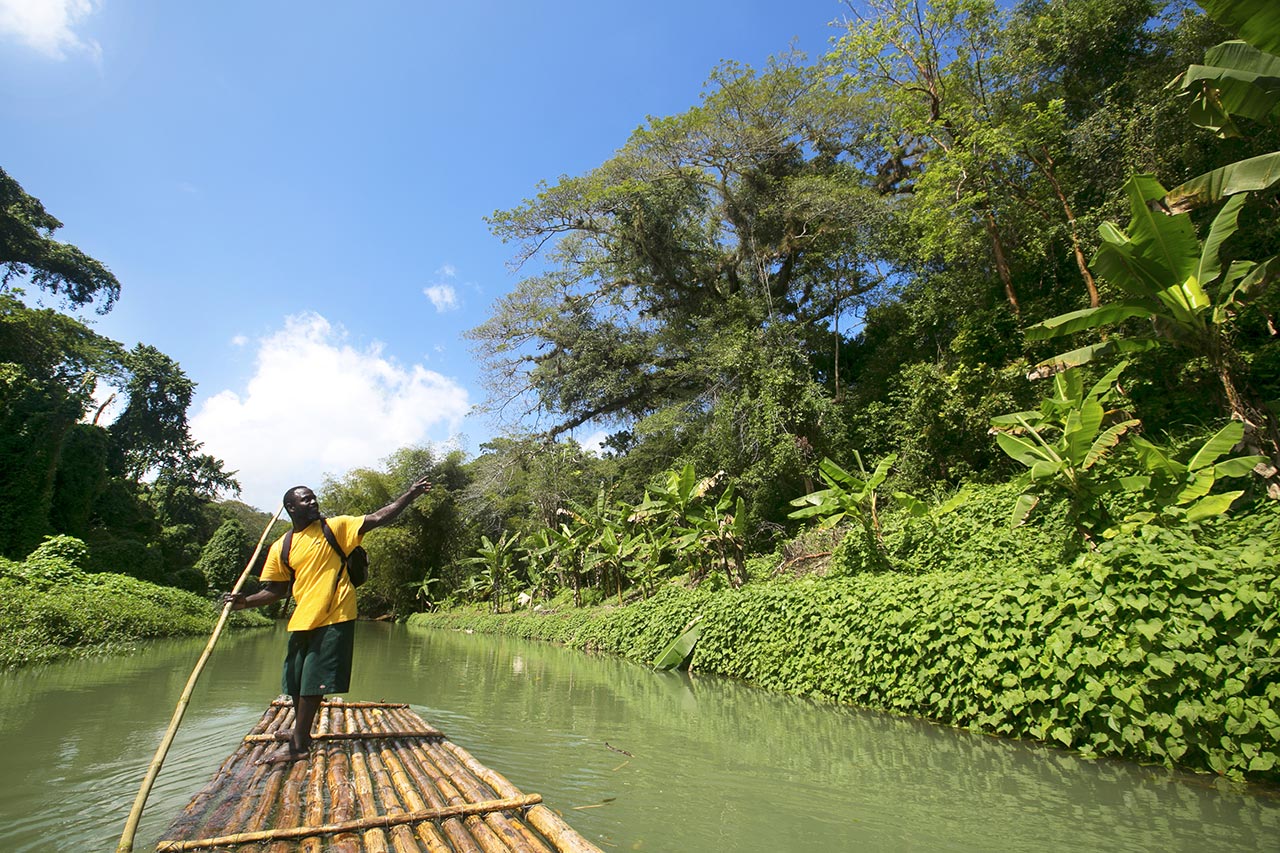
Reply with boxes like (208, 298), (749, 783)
(0, 621), (1277, 852)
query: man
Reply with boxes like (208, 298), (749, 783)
(223, 475), (431, 764)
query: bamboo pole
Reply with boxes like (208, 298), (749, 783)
(365, 747), (422, 853)
(412, 739), (512, 853)
(116, 507), (285, 853)
(376, 741), (455, 853)
(427, 742), (533, 853)
(299, 703), (335, 853)
(357, 705), (418, 853)
(185, 706), (291, 842)
(400, 720), (536, 853)
(154, 796), (545, 851)
(271, 700), (411, 709)
(264, 758), (310, 853)
(163, 703), (283, 840)
(348, 712), (392, 853)
(326, 707), (360, 853)
(388, 720), (485, 853)
(244, 729), (443, 743)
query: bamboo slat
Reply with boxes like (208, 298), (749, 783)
(156, 797), (545, 851)
(156, 698), (602, 853)
(244, 730), (444, 743)
(271, 700), (410, 709)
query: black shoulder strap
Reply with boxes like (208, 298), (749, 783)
(278, 531), (295, 616)
(320, 518), (351, 596)
(319, 518), (349, 562)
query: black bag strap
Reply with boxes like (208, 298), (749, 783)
(319, 518), (351, 596)
(279, 519), (350, 603)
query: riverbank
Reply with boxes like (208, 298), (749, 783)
(410, 514), (1280, 787)
(0, 535), (271, 668)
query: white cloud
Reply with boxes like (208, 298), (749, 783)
(435, 263), (456, 278)
(230, 334), (248, 347)
(190, 312), (470, 510)
(579, 429), (609, 456)
(423, 284), (458, 312)
(0, 0), (102, 60)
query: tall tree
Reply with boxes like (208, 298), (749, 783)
(472, 56), (883, 439)
(0, 167), (120, 312)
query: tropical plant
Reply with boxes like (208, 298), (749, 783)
(631, 464), (750, 588)
(1122, 420), (1266, 528)
(1025, 174), (1279, 481)
(788, 453), (898, 532)
(992, 364), (1265, 535)
(1163, 0), (1280, 213)
(461, 532), (520, 613)
(990, 363), (1142, 532)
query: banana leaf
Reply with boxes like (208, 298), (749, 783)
(1163, 151), (1280, 213)
(1187, 421), (1245, 471)
(653, 618), (702, 670)
(1196, 0), (1280, 56)
(1025, 303), (1153, 340)
(1083, 419), (1140, 470)
(1186, 490), (1245, 522)
(1124, 175), (1199, 284)
(1030, 338), (1159, 374)
(1180, 41), (1280, 134)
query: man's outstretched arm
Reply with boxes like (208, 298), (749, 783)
(359, 475), (432, 535)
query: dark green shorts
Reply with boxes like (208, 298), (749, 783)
(281, 620), (355, 696)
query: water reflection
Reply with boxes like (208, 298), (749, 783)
(388, 626), (1280, 853)
(0, 622), (1276, 852)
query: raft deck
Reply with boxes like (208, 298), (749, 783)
(156, 698), (602, 853)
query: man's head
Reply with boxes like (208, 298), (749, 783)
(282, 486), (321, 525)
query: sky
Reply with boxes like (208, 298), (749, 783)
(1, 0), (854, 511)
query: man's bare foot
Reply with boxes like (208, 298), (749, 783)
(256, 744), (309, 766)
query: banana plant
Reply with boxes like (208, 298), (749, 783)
(670, 481), (750, 588)
(631, 463), (743, 586)
(460, 531), (520, 613)
(516, 527), (557, 602)
(788, 452), (897, 533)
(1121, 420), (1266, 529)
(1024, 173), (1279, 483)
(990, 363), (1140, 530)
(1163, 0), (1280, 213)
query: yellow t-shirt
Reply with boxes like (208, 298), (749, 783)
(261, 515), (363, 631)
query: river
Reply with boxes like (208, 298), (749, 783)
(0, 621), (1277, 852)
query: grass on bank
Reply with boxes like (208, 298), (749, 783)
(0, 535), (271, 668)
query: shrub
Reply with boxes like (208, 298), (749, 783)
(0, 535), (271, 668)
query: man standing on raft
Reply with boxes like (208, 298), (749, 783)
(223, 476), (431, 764)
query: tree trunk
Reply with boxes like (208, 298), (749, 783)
(1214, 346), (1280, 498)
(983, 208), (1020, 317)
(1031, 148), (1100, 308)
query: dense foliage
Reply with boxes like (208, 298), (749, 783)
(5, 0), (1279, 789)
(1, 171), (246, 590)
(0, 535), (270, 667)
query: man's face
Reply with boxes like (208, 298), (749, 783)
(286, 488), (321, 524)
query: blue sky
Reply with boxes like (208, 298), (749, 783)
(2, 0), (852, 510)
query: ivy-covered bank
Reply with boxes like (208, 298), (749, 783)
(411, 521), (1280, 785)
(0, 536), (271, 668)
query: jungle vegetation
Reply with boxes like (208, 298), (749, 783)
(2, 0), (1278, 775)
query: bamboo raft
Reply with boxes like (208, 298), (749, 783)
(155, 698), (602, 853)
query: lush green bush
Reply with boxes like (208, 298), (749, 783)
(829, 480), (1078, 577)
(0, 535), (271, 668)
(194, 517), (250, 592)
